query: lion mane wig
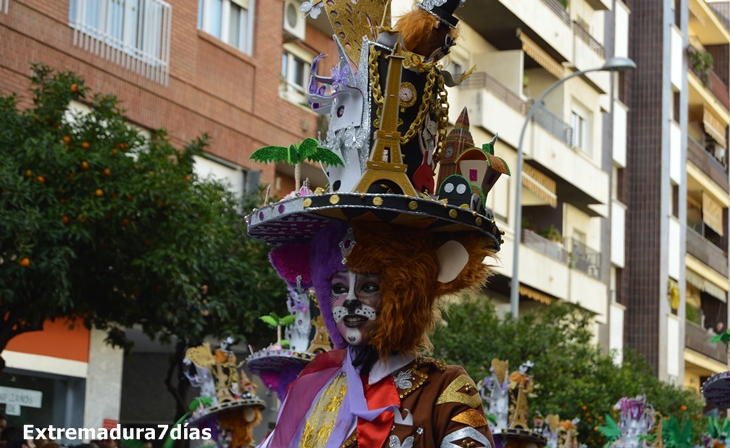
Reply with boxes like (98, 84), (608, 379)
(310, 221), (496, 361)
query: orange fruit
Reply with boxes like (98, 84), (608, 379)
(37, 176), (45, 184)
(184, 175), (191, 181)
(62, 216), (69, 224)
(95, 189), (104, 197)
(63, 136), (71, 144)
(18, 257), (30, 267)
(681, 405), (687, 411)
(68, 173), (75, 181)
(25, 169), (32, 177)
(582, 406), (587, 411)
(103, 168), (111, 176)
(112, 148), (118, 155)
(81, 161), (90, 170)
(81, 142), (90, 149)
(70, 83), (79, 93)
(122, 218), (130, 226)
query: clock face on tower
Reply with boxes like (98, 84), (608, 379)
(398, 82), (417, 109)
(443, 144), (455, 160)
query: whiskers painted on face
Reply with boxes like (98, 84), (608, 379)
(332, 304), (378, 322)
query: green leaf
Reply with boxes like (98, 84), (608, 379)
(598, 415), (621, 441)
(280, 339), (290, 348)
(250, 145), (289, 163)
(279, 315), (296, 326)
(260, 315), (278, 328)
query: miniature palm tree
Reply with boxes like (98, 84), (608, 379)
(250, 138), (344, 190)
(598, 414), (621, 445)
(260, 312), (297, 349)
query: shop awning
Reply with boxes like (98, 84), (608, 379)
(518, 31), (564, 80)
(703, 106), (727, 148)
(522, 163), (558, 208)
(687, 269), (727, 302)
(519, 285), (554, 305)
(702, 191), (724, 236)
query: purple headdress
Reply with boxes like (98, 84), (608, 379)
(310, 222), (351, 349)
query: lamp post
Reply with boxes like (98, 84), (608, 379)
(509, 57), (636, 317)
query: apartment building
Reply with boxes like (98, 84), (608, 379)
(0, 0), (335, 434)
(620, 0), (730, 391)
(384, 0), (628, 354)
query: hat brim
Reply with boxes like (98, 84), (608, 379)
(703, 370), (730, 407)
(247, 193), (502, 250)
(186, 397), (267, 426)
(492, 428), (547, 447)
(245, 348), (317, 376)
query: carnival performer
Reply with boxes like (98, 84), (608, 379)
(249, 218), (498, 448)
(246, 0), (506, 445)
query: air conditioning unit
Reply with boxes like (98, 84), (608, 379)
(283, 0), (306, 42)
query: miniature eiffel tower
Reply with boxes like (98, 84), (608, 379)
(509, 376), (531, 429)
(307, 315), (332, 353)
(352, 33), (419, 197)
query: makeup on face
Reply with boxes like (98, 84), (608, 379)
(330, 270), (382, 346)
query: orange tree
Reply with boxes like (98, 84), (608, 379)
(0, 65), (287, 415)
(431, 297), (705, 447)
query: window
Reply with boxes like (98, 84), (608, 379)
(571, 110), (589, 154)
(198, 0), (254, 55)
(69, 0), (171, 84)
(1, 0), (7, 14)
(281, 44), (313, 104)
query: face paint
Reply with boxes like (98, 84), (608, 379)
(330, 270), (381, 346)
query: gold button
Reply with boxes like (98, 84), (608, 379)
(373, 196), (383, 206)
(303, 198), (312, 208)
(476, 217), (482, 226)
(449, 209), (458, 218)
(330, 194), (340, 205)
(409, 201), (418, 210)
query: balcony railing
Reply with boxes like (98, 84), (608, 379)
(568, 237), (601, 279)
(540, 0), (570, 25)
(687, 136), (729, 192)
(70, 0), (172, 85)
(531, 102), (574, 148)
(461, 72), (574, 148)
(687, 52), (730, 110)
(686, 320), (728, 363)
(687, 227), (728, 276)
(572, 21), (606, 58)
(522, 230), (568, 263)
(460, 72), (530, 115)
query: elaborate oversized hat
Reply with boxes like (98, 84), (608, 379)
(183, 341), (266, 448)
(481, 359), (548, 448)
(248, 0), (508, 251)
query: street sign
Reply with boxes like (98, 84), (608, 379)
(0, 386), (43, 409)
(5, 403), (20, 416)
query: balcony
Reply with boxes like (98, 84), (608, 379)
(459, 0), (573, 63)
(687, 227), (729, 276)
(687, 136), (729, 192)
(686, 320), (728, 364)
(540, 0), (570, 25)
(688, 49), (730, 110)
(567, 237), (602, 279)
(522, 229), (568, 263)
(460, 73), (573, 148)
(457, 71), (609, 215)
(572, 21), (609, 93)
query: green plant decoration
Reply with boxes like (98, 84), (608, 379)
(663, 416), (693, 448)
(260, 312), (296, 348)
(250, 137), (344, 190)
(598, 414), (621, 444)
